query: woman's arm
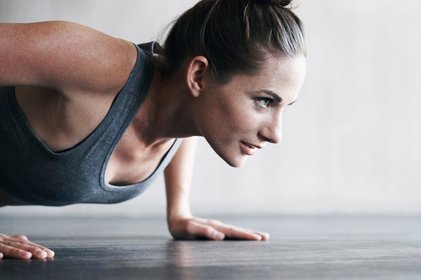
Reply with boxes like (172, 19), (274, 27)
(0, 21), (134, 260)
(165, 137), (197, 224)
(164, 138), (269, 241)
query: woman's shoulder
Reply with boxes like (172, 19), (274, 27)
(0, 21), (137, 97)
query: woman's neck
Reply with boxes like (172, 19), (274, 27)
(131, 68), (199, 147)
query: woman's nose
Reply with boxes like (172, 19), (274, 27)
(258, 118), (283, 144)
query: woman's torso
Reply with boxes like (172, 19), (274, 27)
(0, 42), (178, 206)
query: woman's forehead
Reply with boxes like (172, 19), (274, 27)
(229, 55), (306, 87)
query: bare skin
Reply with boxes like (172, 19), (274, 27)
(0, 21), (305, 259)
(0, 234), (55, 260)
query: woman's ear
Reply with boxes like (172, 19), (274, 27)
(186, 56), (209, 97)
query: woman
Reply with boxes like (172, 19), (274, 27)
(0, 0), (306, 259)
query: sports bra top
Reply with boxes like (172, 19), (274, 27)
(0, 42), (181, 206)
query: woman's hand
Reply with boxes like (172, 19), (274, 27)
(168, 216), (270, 241)
(164, 140), (269, 241)
(0, 233), (55, 260)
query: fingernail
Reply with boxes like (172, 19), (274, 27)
(35, 249), (47, 258)
(45, 249), (55, 258)
(262, 233), (270, 240)
(214, 232), (224, 240)
(21, 252), (32, 259)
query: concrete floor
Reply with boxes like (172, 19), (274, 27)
(1, 216), (421, 279)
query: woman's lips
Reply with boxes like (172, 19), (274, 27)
(240, 141), (261, 155)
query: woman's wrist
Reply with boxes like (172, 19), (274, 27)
(167, 208), (193, 224)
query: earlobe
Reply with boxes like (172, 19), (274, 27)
(186, 56), (209, 97)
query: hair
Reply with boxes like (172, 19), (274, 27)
(161, 0), (306, 83)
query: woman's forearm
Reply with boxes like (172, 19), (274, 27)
(164, 137), (197, 223)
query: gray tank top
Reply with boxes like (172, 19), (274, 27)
(0, 42), (180, 206)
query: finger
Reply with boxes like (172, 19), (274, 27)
(8, 236), (55, 258)
(186, 221), (225, 240)
(211, 223), (263, 241)
(0, 252), (3, 259)
(18, 239), (55, 258)
(256, 232), (270, 241)
(0, 243), (32, 260)
(2, 240), (48, 259)
(20, 244), (48, 259)
(10, 235), (29, 241)
(44, 248), (55, 258)
(1, 234), (51, 259)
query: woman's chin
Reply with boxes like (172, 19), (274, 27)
(209, 142), (249, 168)
(222, 155), (248, 168)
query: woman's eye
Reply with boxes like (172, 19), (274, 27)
(256, 97), (274, 108)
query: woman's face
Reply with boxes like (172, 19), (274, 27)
(191, 54), (306, 167)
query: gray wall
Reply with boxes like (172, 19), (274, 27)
(1, 0), (420, 217)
